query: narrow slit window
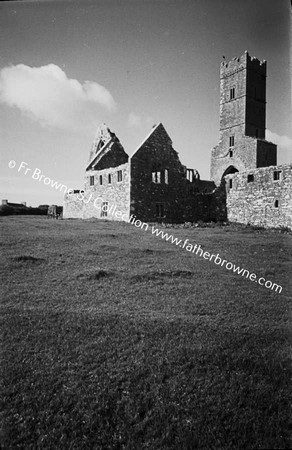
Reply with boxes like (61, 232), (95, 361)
(229, 179), (233, 189)
(156, 203), (164, 218)
(117, 170), (122, 182)
(274, 200), (279, 208)
(99, 175), (103, 185)
(165, 169), (169, 184)
(89, 176), (94, 186)
(229, 136), (234, 147)
(230, 88), (235, 100)
(108, 174), (112, 184)
(229, 150), (233, 158)
(152, 171), (161, 184)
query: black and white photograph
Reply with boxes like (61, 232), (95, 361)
(1, 0), (291, 448)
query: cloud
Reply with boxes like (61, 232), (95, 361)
(0, 64), (117, 131)
(266, 130), (292, 149)
(127, 112), (142, 128)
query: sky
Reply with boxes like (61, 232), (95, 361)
(0, 0), (291, 206)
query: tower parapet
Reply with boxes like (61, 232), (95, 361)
(220, 51), (266, 79)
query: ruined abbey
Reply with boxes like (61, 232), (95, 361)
(64, 51), (292, 229)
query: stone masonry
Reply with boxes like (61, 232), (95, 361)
(64, 51), (291, 229)
(64, 124), (130, 220)
(225, 165), (292, 228)
(64, 123), (216, 223)
(211, 51), (277, 186)
(131, 123), (191, 223)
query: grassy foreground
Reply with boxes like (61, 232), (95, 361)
(1, 216), (291, 449)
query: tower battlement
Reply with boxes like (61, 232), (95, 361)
(221, 51), (266, 79)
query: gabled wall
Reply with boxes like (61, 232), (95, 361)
(130, 124), (187, 223)
(64, 125), (130, 220)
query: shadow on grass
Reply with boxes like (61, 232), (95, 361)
(13, 255), (44, 263)
(76, 268), (114, 281)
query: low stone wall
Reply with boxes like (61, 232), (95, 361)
(226, 164), (292, 228)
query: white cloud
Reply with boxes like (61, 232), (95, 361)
(0, 64), (117, 131)
(127, 112), (142, 128)
(266, 130), (292, 149)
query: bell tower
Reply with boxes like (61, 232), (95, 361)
(210, 51), (277, 185)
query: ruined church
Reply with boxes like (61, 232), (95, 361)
(64, 51), (292, 229)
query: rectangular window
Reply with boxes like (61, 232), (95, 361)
(101, 201), (108, 217)
(229, 179), (233, 189)
(117, 170), (122, 182)
(156, 203), (164, 218)
(273, 171), (281, 181)
(229, 136), (234, 147)
(89, 175), (94, 186)
(108, 174), (112, 184)
(152, 171), (161, 184)
(247, 174), (254, 183)
(165, 169), (169, 184)
(229, 150), (233, 158)
(99, 175), (103, 185)
(230, 88), (235, 100)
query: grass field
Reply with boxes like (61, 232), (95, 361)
(1, 216), (291, 449)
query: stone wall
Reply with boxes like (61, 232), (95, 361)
(183, 181), (227, 223)
(63, 192), (84, 219)
(83, 162), (130, 220)
(256, 139), (277, 167)
(225, 164), (292, 229)
(211, 135), (257, 185)
(130, 123), (187, 223)
(63, 162), (130, 220)
(92, 143), (128, 170)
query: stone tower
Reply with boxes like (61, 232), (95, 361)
(210, 51), (277, 185)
